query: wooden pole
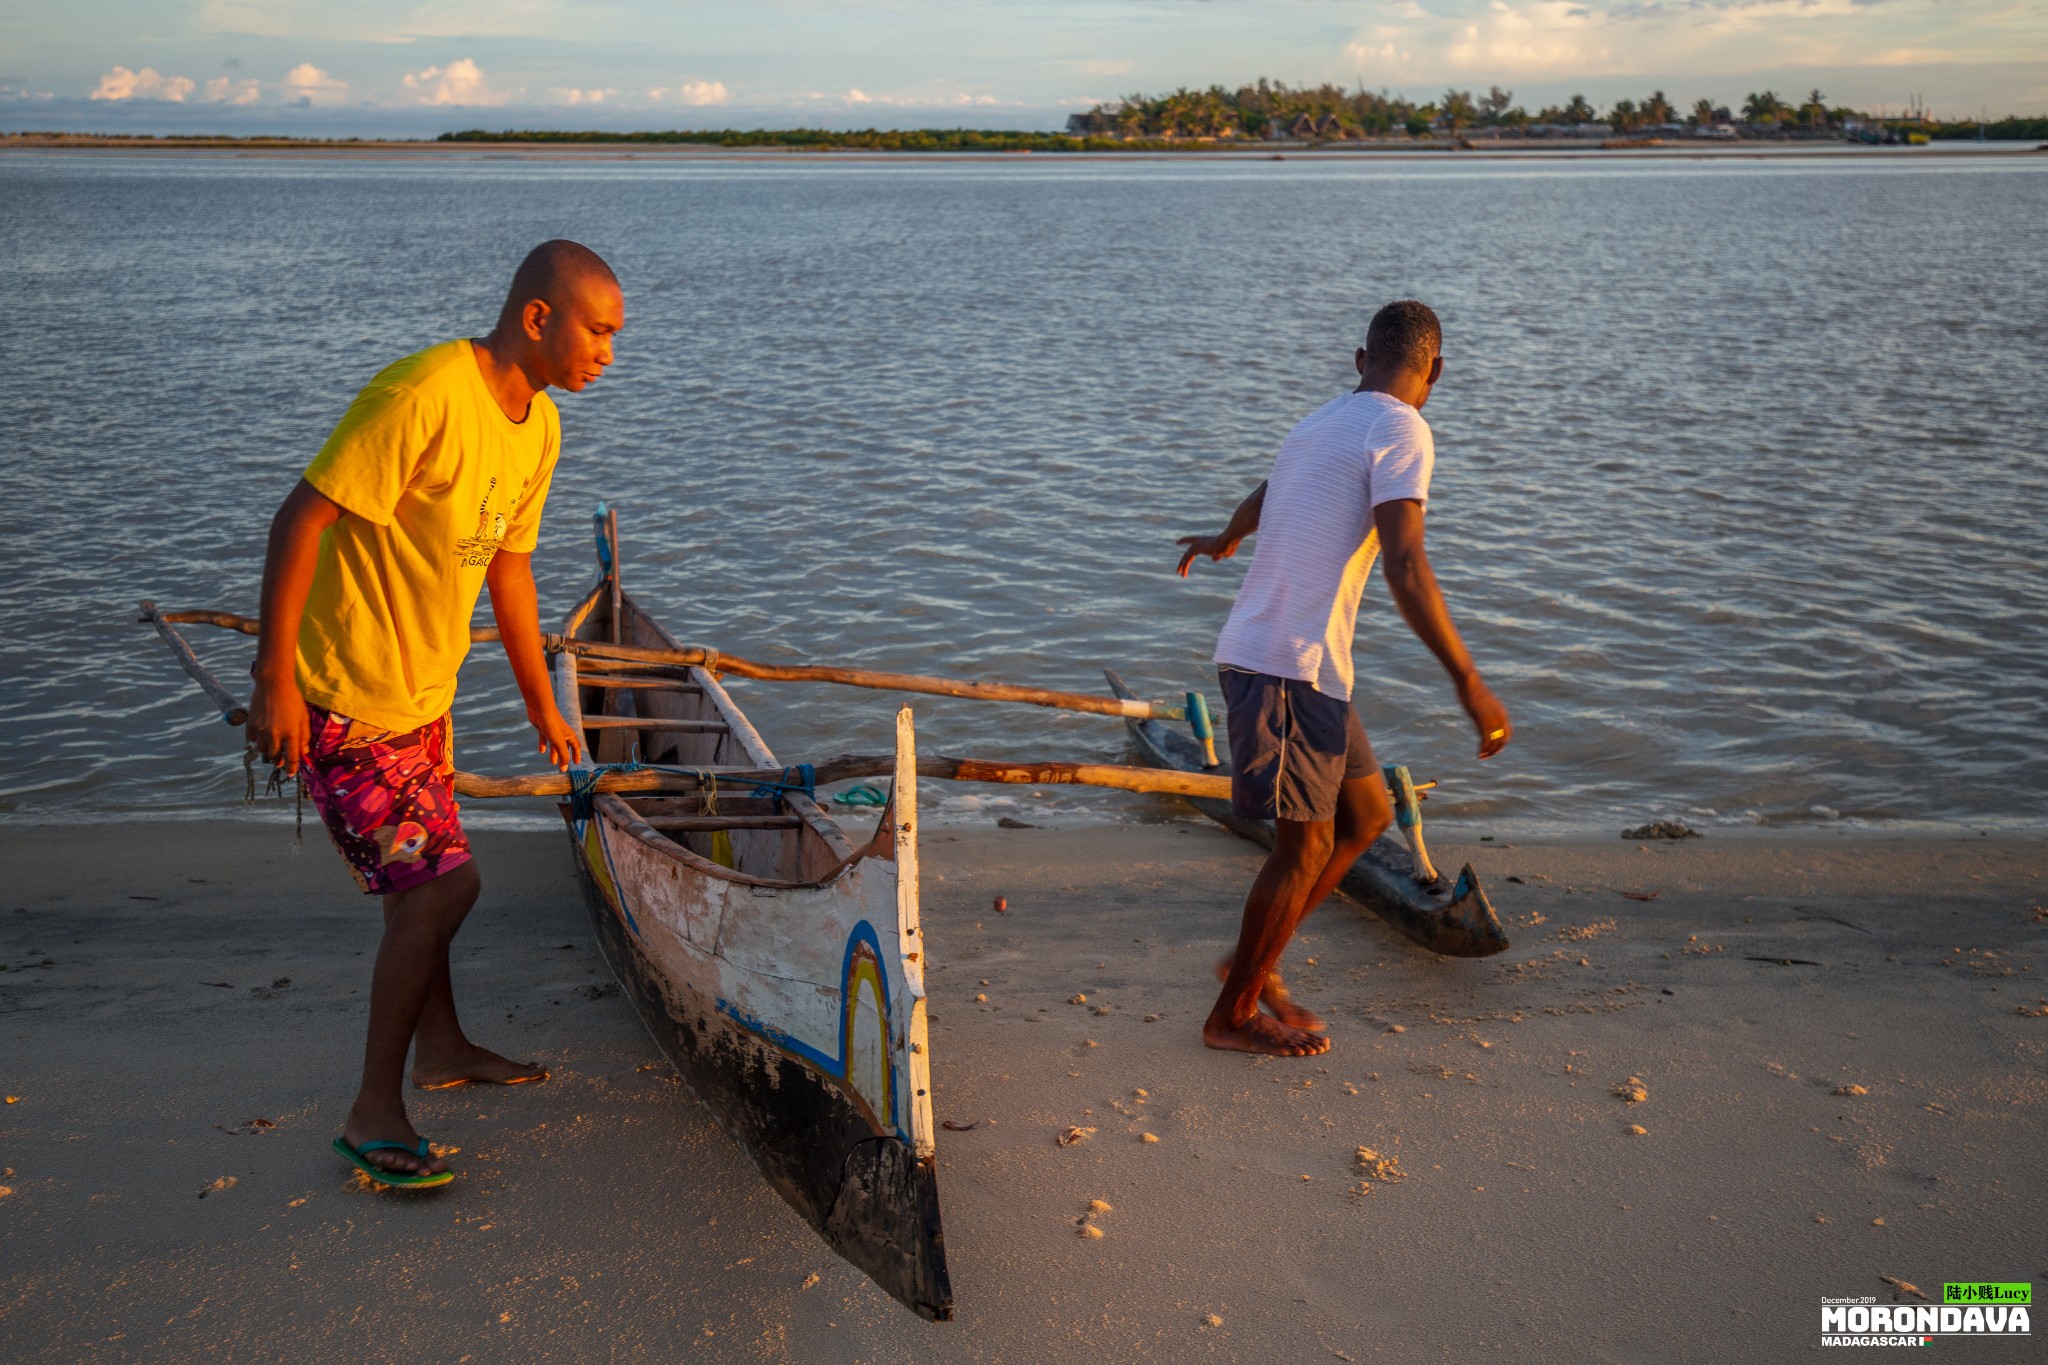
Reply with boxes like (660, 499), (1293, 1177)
(150, 608), (1188, 722)
(137, 600), (248, 726)
(451, 752), (1230, 801)
(154, 608), (260, 635)
(602, 505), (622, 646)
(538, 635), (1186, 721)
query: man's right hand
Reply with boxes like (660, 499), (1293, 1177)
(246, 674), (312, 776)
(1458, 674), (1512, 760)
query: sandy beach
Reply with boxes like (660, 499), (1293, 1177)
(2, 817), (2042, 1360)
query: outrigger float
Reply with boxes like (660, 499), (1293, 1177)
(135, 502), (1503, 1321)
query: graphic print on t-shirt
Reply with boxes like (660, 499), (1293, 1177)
(453, 477), (508, 567)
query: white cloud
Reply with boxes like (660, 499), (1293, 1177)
(1440, 1), (1620, 76)
(646, 79), (729, 106)
(282, 62), (349, 106)
(846, 87), (873, 104)
(549, 87), (617, 105)
(90, 66), (197, 102)
(402, 57), (503, 105)
(203, 75), (263, 105)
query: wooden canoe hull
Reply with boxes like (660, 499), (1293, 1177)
(1105, 670), (1508, 959)
(555, 564), (952, 1320)
(566, 806), (951, 1317)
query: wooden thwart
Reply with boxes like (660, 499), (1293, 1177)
(452, 753), (1230, 801)
(581, 716), (729, 732)
(579, 676), (703, 692)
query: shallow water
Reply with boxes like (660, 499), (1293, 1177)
(2, 151), (2043, 832)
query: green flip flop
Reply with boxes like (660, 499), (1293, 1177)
(332, 1135), (455, 1189)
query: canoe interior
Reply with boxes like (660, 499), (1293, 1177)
(1105, 669), (1509, 960)
(572, 587), (856, 881)
(557, 576), (952, 1320)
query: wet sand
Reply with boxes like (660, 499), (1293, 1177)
(2, 819), (2043, 1360)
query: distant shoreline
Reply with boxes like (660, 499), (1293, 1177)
(4, 132), (2044, 164)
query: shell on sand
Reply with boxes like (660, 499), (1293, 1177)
(1355, 1147), (1406, 1183)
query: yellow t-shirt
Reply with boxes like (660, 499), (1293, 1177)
(296, 339), (560, 734)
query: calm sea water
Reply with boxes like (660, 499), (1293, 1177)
(2, 150), (2043, 833)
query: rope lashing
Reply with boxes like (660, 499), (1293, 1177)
(568, 760), (817, 822)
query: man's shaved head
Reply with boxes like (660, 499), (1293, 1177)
(1364, 300), (1442, 374)
(482, 239), (623, 395)
(497, 239), (619, 331)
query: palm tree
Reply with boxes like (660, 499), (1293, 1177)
(1563, 93), (1596, 124)
(1643, 90), (1675, 125)
(1803, 88), (1828, 130)
(1691, 97), (1716, 128)
(1610, 98), (1639, 131)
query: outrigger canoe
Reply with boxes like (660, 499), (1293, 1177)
(555, 517), (951, 1319)
(1104, 669), (1509, 959)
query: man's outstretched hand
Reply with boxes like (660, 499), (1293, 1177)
(1458, 675), (1512, 760)
(1176, 533), (1242, 578)
(531, 705), (584, 771)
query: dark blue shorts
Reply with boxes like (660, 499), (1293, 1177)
(1218, 668), (1376, 823)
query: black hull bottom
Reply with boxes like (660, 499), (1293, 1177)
(568, 837), (954, 1320)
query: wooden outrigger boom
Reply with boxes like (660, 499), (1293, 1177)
(146, 608), (1187, 722)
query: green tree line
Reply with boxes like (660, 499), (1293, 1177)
(1070, 80), (2044, 138)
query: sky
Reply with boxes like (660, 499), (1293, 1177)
(3, 0), (2042, 137)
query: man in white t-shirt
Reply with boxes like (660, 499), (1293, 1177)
(1176, 300), (1511, 1057)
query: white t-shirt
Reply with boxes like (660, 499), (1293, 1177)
(1213, 390), (1435, 701)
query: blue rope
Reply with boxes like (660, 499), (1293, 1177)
(570, 759), (816, 823)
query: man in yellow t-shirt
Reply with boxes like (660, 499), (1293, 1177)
(247, 240), (623, 1189)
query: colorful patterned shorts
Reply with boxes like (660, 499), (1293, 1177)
(300, 705), (472, 897)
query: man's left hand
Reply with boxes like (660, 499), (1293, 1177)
(1458, 675), (1512, 760)
(1176, 533), (1241, 577)
(531, 705), (584, 770)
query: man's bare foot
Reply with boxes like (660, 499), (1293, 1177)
(1213, 954), (1327, 1033)
(1202, 1009), (1332, 1057)
(340, 1109), (448, 1177)
(412, 1043), (550, 1091)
